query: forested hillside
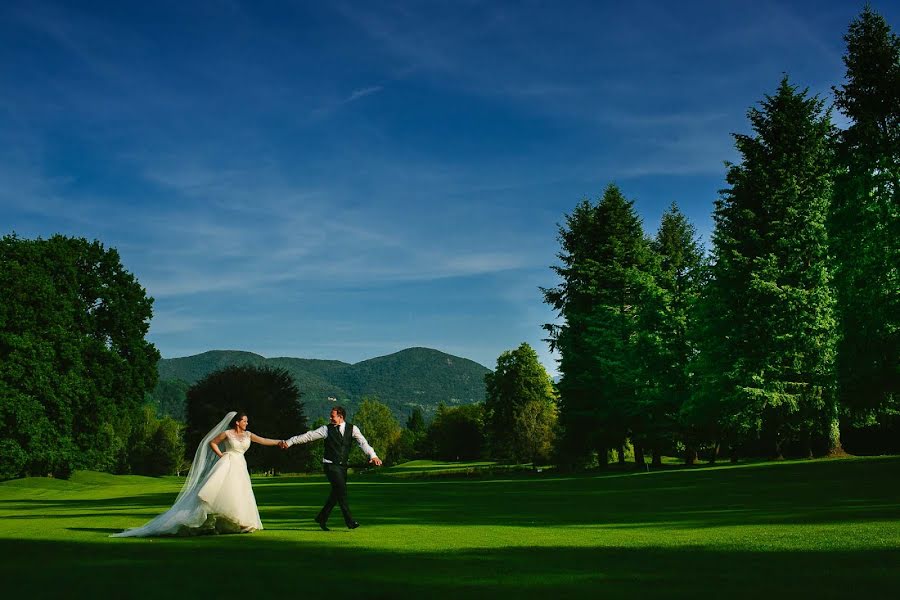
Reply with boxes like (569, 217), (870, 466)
(152, 347), (490, 422)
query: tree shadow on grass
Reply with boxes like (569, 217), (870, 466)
(0, 491), (194, 523)
(1, 537), (898, 599)
(0, 491), (183, 510)
(5, 459), (900, 532)
(253, 457), (900, 531)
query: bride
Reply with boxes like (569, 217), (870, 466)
(112, 411), (283, 537)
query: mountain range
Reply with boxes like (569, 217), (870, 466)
(151, 347), (492, 424)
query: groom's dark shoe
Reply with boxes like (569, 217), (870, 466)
(314, 516), (330, 531)
(347, 521), (360, 530)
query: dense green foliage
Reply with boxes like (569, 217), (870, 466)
(543, 185), (659, 466)
(347, 397), (402, 466)
(426, 403), (485, 461)
(397, 406), (428, 460)
(545, 8), (898, 463)
(642, 204), (705, 464)
(0, 234), (160, 479)
(831, 6), (900, 427)
(147, 378), (190, 421)
(2, 458), (898, 597)
(185, 365), (311, 474)
(157, 347), (490, 425)
(484, 343), (557, 464)
(699, 77), (839, 458)
(127, 406), (186, 476)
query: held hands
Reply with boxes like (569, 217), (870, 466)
(370, 456), (382, 466)
(277, 440), (288, 449)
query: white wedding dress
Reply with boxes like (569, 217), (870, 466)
(112, 412), (263, 537)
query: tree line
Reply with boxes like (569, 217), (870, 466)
(543, 6), (898, 467)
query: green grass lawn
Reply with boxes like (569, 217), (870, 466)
(2, 457), (899, 598)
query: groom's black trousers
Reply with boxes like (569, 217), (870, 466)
(319, 462), (354, 525)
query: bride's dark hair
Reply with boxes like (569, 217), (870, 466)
(231, 412), (248, 428)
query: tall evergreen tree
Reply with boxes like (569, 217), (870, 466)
(543, 184), (656, 467)
(701, 78), (839, 457)
(406, 407), (426, 434)
(831, 5), (900, 429)
(542, 199), (603, 464)
(398, 406), (427, 461)
(638, 203), (704, 465)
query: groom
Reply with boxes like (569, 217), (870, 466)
(280, 406), (382, 530)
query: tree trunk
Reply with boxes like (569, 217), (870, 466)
(773, 437), (784, 461)
(801, 431), (813, 459)
(708, 442), (720, 465)
(617, 445), (626, 465)
(824, 414), (847, 457)
(651, 445), (662, 467)
(598, 446), (609, 469)
(634, 444), (645, 468)
(685, 446), (697, 465)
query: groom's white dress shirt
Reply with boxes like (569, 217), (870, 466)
(284, 423), (378, 463)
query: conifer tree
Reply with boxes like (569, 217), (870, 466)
(831, 6), (900, 430)
(544, 184), (656, 466)
(638, 204), (704, 465)
(700, 78), (838, 457)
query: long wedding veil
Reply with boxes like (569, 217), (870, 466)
(175, 411), (237, 504)
(111, 411), (237, 537)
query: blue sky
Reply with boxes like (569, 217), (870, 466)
(2, 1), (894, 374)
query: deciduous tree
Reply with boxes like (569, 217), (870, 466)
(349, 397), (402, 465)
(0, 234), (159, 478)
(484, 343), (557, 464)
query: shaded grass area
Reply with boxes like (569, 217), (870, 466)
(2, 457), (899, 598)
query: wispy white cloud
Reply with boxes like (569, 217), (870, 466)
(311, 83), (386, 119)
(346, 85), (383, 103)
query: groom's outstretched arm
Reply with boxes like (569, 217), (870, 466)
(283, 425), (328, 448)
(352, 426), (382, 466)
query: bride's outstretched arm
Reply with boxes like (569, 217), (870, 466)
(209, 432), (228, 458)
(249, 432), (283, 447)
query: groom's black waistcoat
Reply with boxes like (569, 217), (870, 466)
(324, 423), (354, 466)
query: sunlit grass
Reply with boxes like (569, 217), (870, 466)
(1, 457), (898, 598)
